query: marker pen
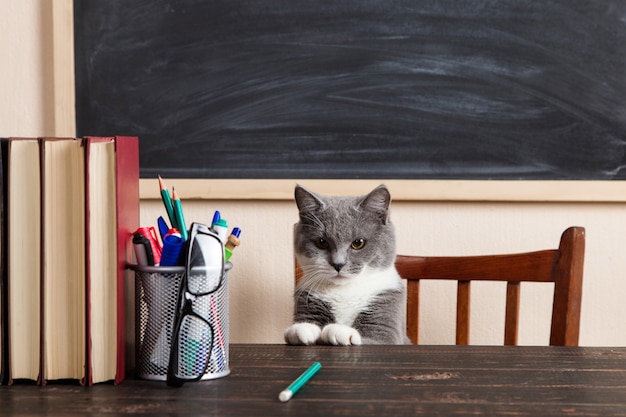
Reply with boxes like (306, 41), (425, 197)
(279, 362), (322, 402)
(160, 232), (184, 266)
(224, 227), (241, 262)
(134, 227), (162, 266)
(157, 216), (169, 241)
(133, 232), (155, 266)
(211, 210), (221, 228)
(213, 218), (228, 243)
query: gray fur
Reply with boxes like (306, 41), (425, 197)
(287, 185), (410, 345)
(294, 290), (335, 326)
(351, 288), (408, 345)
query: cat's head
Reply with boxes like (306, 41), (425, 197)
(294, 184), (396, 286)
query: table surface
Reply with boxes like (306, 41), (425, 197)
(2, 344), (626, 416)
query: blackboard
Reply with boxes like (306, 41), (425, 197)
(74, 0), (626, 179)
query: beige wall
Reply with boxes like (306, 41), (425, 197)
(1, 1), (49, 136)
(3, 1), (626, 347)
(140, 196), (626, 347)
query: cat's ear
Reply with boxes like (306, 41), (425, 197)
(295, 184), (325, 213)
(360, 185), (391, 224)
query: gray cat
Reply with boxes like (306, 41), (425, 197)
(284, 185), (410, 345)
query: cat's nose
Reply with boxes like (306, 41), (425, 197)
(331, 262), (345, 272)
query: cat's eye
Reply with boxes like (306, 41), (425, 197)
(351, 239), (366, 250)
(314, 238), (329, 249)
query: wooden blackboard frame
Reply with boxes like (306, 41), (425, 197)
(53, 0), (626, 201)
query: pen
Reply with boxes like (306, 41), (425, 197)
(211, 210), (228, 242)
(134, 227), (162, 266)
(224, 227), (241, 262)
(211, 210), (221, 228)
(212, 218), (228, 243)
(172, 187), (188, 241)
(160, 232), (184, 266)
(279, 362), (322, 402)
(157, 216), (170, 241)
(133, 233), (154, 266)
(158, 175), (177, 230)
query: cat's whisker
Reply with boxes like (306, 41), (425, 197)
(296, 267), (330, 308)
(297, 264), (328, 291)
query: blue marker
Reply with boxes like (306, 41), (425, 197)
(160, 233), (184, 266)
(157, 216), (169, 241)
(211, 210), (221, 229)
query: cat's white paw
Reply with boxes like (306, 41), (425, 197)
(284, 323), (322, 345)
(321, 324), (362, 346)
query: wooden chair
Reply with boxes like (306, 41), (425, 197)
(294, 226), (585, 346)
(396, 226), (585, 346)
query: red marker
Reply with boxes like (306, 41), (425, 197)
(133, 227), (162, 265)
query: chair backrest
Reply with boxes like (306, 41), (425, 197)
(396, 226), (585, 346)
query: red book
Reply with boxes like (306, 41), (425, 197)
(84, 136), (139, 385)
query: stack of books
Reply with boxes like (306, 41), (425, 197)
(0, 136), (139, 386)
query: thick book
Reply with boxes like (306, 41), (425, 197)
(0, 138), (8, 385)
(4, 138), (42, 384)
(84, 136), (139, 385)
(40, 137), (86, 385)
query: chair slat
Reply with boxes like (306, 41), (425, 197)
(406, 280), (420, 344)
(456, 281), (471, 345)
(504, 282), (520, 345)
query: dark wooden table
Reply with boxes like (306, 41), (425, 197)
(2, 344), (626, 416)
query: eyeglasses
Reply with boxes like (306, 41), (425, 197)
(167, 222), (225, 387)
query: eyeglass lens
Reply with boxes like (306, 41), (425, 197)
(171, 313), (213, 379)
(187, 232), (223, 295)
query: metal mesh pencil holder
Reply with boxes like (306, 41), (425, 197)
(131, 263), (231, 381)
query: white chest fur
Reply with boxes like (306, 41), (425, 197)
(317, 266), (402, 326)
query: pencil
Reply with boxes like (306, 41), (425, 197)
(158, 175), (177, 229)
(172, 187), (188, 241)
(279, 362), (322, 402)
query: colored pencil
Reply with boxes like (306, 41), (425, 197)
(158, 175), (177, 229)
(171, 187), (188, 241)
